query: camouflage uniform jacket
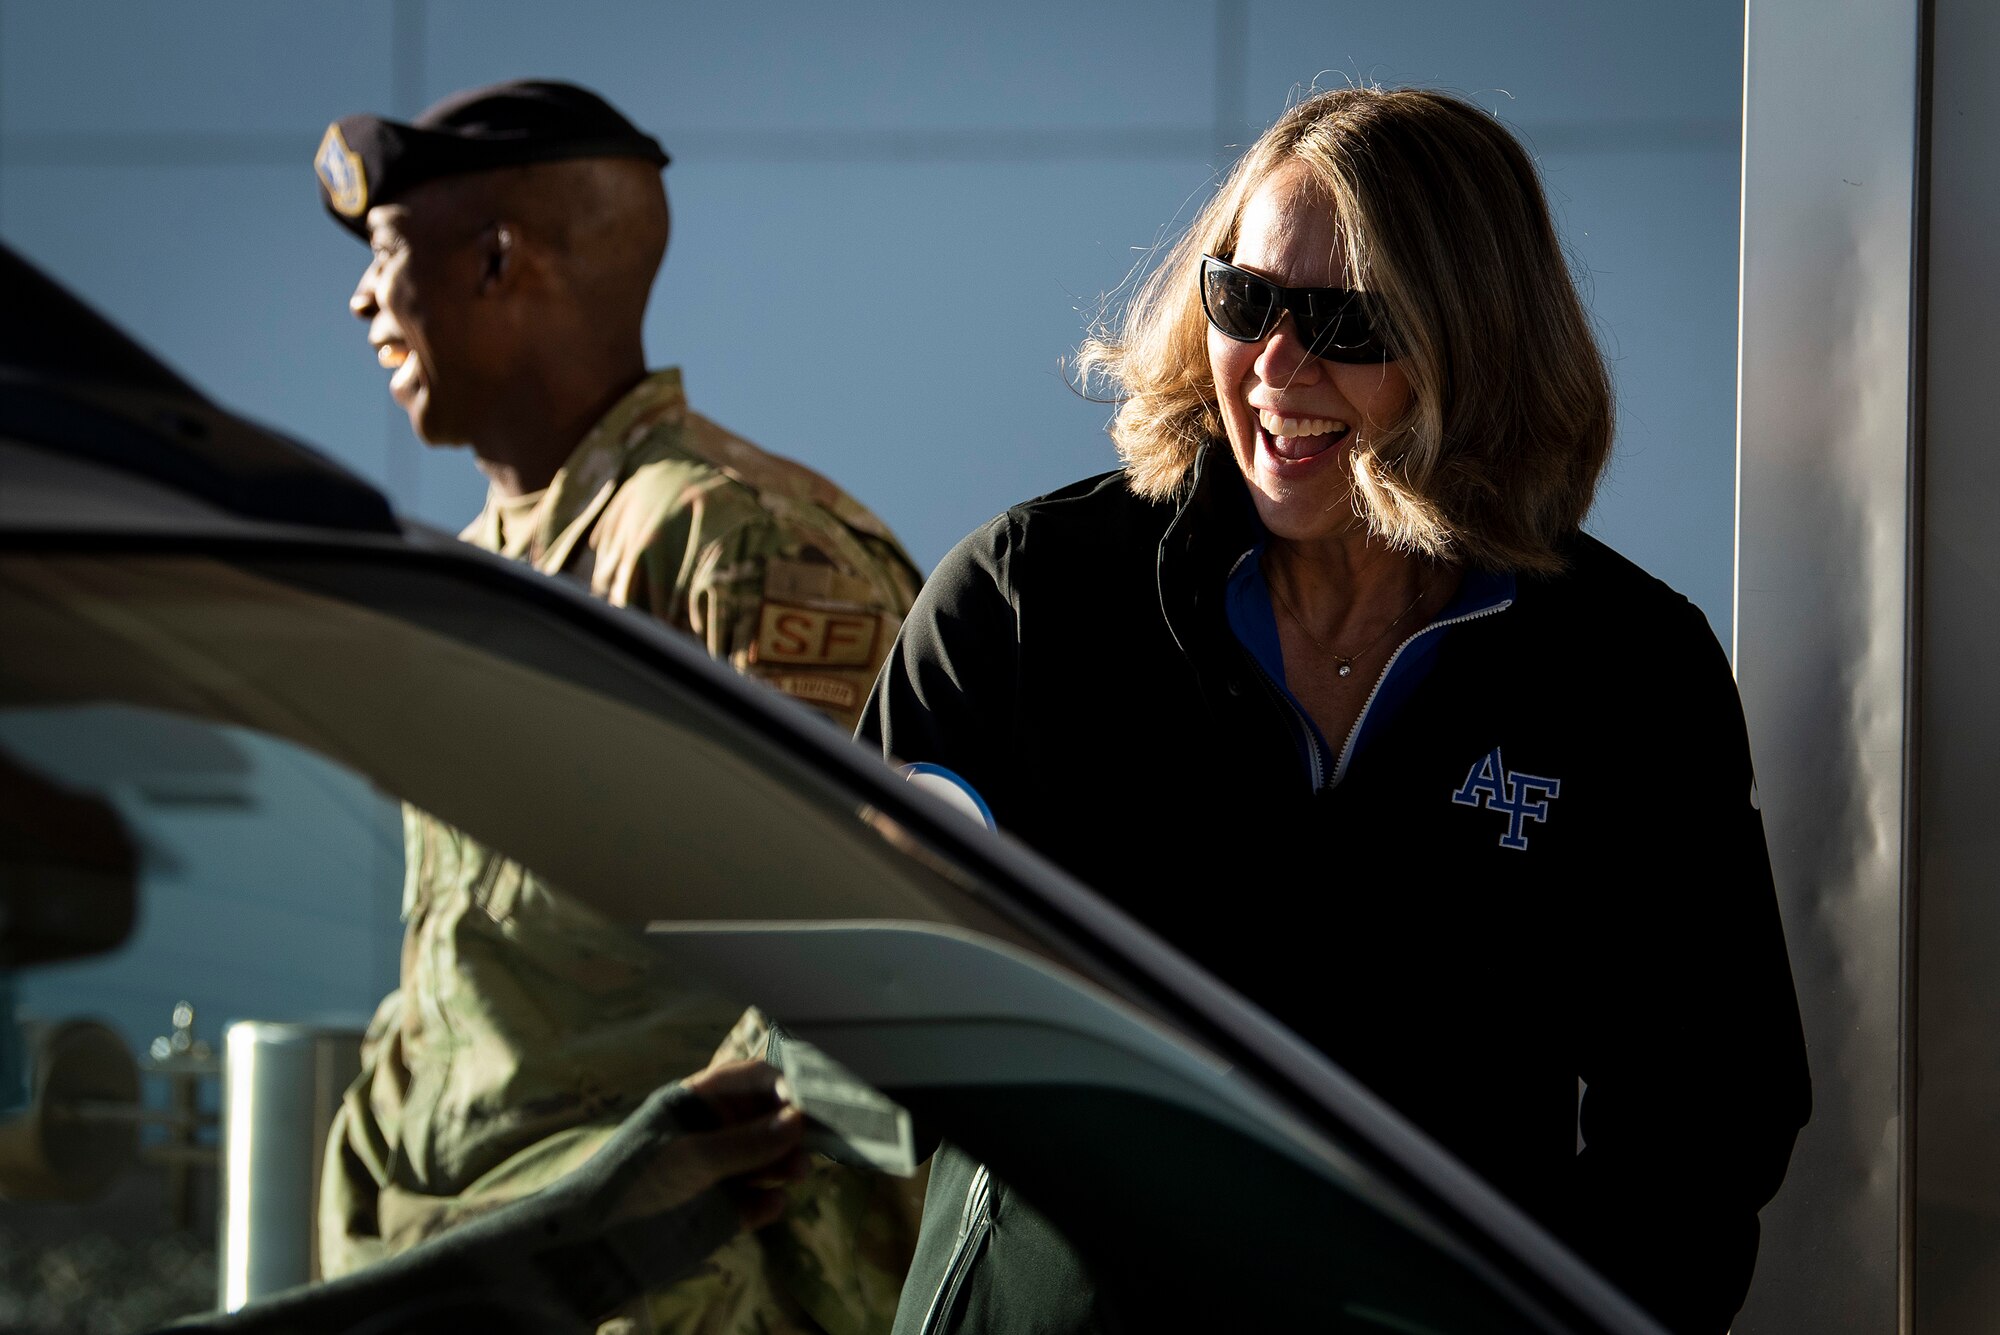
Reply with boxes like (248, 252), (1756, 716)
(320, 370), (926, 1334)
(467, 367), (921, 728)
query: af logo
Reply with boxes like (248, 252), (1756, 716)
(315, 124), (368, 218)
(1451, 746), (1561, 851)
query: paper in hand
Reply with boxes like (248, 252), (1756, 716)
(776, 1036), (918, 1177)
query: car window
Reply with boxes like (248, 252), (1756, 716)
(3, 706), (403, 1040)
(0, 551), (998, 930)
(0, 547), (1633, 1335)
(649, 922), (1576, 1334)
(0, 547), (1005, 1331)
(0, 706), (397, 1332)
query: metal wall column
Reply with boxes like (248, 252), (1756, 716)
(1732, 0), (1926, 1331)
(1911, 0), (2000, 1328)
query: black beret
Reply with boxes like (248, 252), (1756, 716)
(315, 79), (668, 238)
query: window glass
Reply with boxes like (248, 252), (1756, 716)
(0, 549), (975, 1330)
(4, 707), (402, 1050)
(0, 709), (399, 1332)
(0, 549), (1579, 1334)
(0, 552), (974, 928)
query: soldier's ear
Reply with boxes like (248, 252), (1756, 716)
(476, 222), (518, 295)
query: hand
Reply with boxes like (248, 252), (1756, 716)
(609, 1060), (809, 1230)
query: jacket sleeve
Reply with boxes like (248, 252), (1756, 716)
(858, 515), (1021, 816)
(1566, 600), (1811, 1335)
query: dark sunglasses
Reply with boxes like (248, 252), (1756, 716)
(1199, 254), (1398, 363)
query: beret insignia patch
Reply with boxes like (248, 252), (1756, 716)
(315, 124), (368, 218)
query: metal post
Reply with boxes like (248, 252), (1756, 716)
(1733, 0), (1927, 1331)
(217, 1022), (361, 1310)
(1910, 0), (2000, 1328)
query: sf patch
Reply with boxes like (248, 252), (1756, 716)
(316, 123), (369, 218)
(1452, 746), (1561, 851)
(751, 602), (881, 667)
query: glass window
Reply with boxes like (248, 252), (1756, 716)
(0, 708), (398, 1332)
(0, 548), (1591, 1334)
(0, 548), (977, 1331)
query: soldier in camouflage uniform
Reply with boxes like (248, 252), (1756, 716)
(312, 81), (925, 1334)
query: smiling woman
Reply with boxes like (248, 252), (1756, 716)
(1090, 91), (1613, 577)
(865, 87), (1810, 1335)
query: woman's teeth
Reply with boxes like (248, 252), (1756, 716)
(1258, 409), (1348, 439)
(377, 344), (410, 370)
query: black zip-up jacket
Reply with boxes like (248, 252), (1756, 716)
(862, 451), (1811, 1335)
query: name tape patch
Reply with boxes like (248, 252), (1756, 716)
(770, 674), (862, 714)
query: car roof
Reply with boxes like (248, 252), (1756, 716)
(0, 243), (398, 536)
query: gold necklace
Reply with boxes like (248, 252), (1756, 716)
(1268, 568), (1429, 679)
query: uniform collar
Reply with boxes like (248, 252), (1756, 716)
(463, 368), (691, 570)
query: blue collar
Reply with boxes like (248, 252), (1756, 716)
(1225, 543), (1515, 786)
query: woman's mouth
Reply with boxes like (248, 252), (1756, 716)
(1256, 409), (1351, 462)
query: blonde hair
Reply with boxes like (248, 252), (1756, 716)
(1078, 88), (1613, 573)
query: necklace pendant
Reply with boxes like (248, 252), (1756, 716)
(1337, 662), (1353, 678)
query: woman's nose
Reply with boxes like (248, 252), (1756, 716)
(1253, 312), (1324, 385)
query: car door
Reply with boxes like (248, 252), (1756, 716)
(0, 450), (1658, 1335)
(0, 246), (1661, 1332)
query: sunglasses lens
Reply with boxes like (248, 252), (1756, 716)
(1201, 258), (1396, 361)
(1202, 262), (1276, 342)
(1300, 292), (1392, 364)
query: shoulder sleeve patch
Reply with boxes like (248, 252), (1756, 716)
(750, 602), (884, 667)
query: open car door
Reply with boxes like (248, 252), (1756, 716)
(0, 244), (1663, 1334)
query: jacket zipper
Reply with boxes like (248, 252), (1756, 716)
(1325, 599), (1514, 790)
(917, 1162), (993, 1335)
(1225, 547), (1329, 790)
(1247, 654), (1327, 789)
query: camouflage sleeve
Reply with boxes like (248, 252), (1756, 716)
(333, 1009), (921, 1335)
(351, 1111), (821, 1335)
(317, 988), (408, 1279)
(644, 492), (920, 734)
(692, 1011), (927, 1335)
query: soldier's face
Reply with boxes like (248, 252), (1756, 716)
(349, 188), (505, 445)
(1208, 164), (1413, 548)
